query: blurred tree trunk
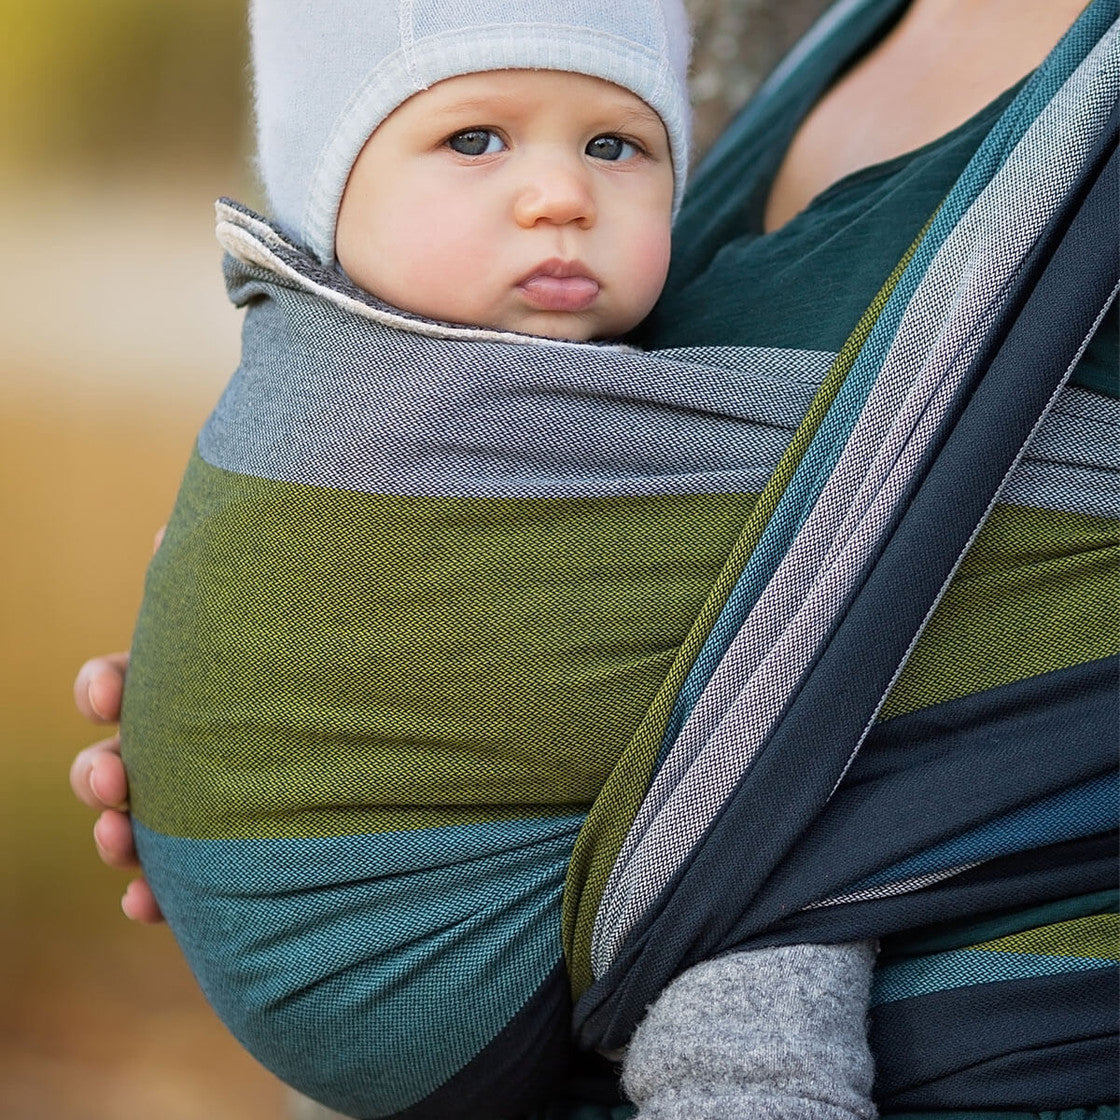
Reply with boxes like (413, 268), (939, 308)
(686, 0), (834, 160)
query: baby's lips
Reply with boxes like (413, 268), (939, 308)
(518, 272), (600, 312)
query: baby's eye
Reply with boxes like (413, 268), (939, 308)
(447, 129), (506, 156)
(586, 134), (640, 161)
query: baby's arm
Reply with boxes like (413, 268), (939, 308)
(622, 941), (878, 1120)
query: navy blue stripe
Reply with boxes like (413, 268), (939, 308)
(382, 963), (573, 1120)
(731, 658), (1120, 921)
(577, 666), (1117, 1046)
(870, 967), (1119, 1109)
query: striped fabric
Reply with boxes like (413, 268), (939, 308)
(120, 4), (1119, 1117)
(123, 214), (833, 1117)
(871, 912), (1119, 1006)
(869, 891), (1120, 1109)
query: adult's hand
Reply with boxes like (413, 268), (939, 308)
(70, 652), (163, 923)
(69, 530), (166, 923)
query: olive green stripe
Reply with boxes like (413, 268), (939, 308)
(970, 913), (1118, 962)
(121, 452), (757, 840)
(881, 502), (1119, 720)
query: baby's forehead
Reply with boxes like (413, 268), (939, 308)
(400, 69), (666, 129)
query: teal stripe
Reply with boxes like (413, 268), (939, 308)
(134, 814), (581, 1117)
(872, 947), (1116, 1007)
(853, 773), (1118, 891)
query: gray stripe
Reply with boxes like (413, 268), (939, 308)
(200, 292), (1114, 510)
(199, 289), (828, 500)
(1004, 386), (1120, 515)
(209, 213), (1115, 513)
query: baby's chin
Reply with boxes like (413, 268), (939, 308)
(374, 287), (650, 342)
(490, 306), (649, 343)
(517, 316), (604, 343)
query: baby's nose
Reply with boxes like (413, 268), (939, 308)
(512, 158), (595, 228)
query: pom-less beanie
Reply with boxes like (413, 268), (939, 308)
(251, 0), (692, 265)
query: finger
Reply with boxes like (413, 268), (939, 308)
(73, 653), (129, 724)
(69, 736), (128, 811)
(93, 809), (138, 869)
(122, 878), (165, 924)
(88, 743), (129, 809)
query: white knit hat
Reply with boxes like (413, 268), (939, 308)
(251, 0), (692, 265)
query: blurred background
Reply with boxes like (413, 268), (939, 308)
(0, 1), (829, 1116)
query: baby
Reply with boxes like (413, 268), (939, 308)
(121, 2), (876, 1119)
(124, 0), (692, 1115)
(254, 0), (689, 341)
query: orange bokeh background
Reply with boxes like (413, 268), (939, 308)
(1, 3), (290, 1115)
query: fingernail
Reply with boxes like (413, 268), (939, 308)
(121, 880), (143, 920)
(89, 760), (126, 811)
(87, 680), (109, 721)
(89, 758), (107, 802)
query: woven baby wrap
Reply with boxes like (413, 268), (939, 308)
(121, 202), (833, 1117)
(121, 7), (1119, 1117)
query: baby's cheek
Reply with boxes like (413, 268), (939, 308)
(628, 226), (673, 311)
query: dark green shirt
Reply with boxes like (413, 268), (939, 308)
(640, 0), (1117, 397)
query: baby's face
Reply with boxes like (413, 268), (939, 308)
(335, 69), (674, 341)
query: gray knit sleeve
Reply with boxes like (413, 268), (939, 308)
(619, 941), (878, 1120)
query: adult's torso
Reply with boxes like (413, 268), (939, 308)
(640, 0), (1117, 395)
(762, 0), (1091, 232)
